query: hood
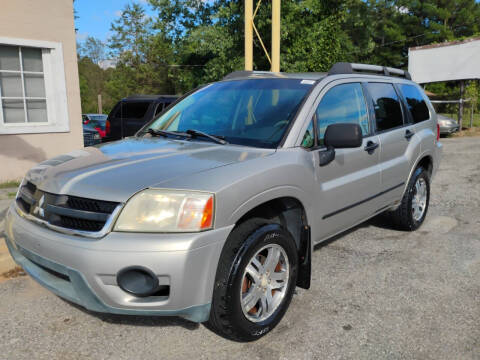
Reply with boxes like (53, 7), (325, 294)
(437, 115), (456, 124)
(26, 137), (274, 202)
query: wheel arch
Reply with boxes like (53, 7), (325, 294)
(402, 152), (434, 196)
(227, 195), (312, 290)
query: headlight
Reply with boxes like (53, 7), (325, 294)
(114, 189), (214, 232)
(94, 133), (101, 140)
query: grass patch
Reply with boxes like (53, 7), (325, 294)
(7, 192), (17, 199)
(0, 180), (20, 189)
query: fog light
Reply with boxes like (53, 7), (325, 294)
(116, 266), (159, 297)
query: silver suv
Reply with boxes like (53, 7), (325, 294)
(5, 63), (442, 341)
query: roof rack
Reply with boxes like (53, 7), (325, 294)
(328, 62), (412, 80)
(222, 71), (281, 80)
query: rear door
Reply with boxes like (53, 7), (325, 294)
(303, 81), (382, 240)
(106, 103), (122, 140)
(365, 82), (420, 205)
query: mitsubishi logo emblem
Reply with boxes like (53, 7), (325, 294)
(33, 195), (45, 218)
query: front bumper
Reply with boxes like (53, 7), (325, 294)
(4, 204), (233, 322)
(439, 123), (459, 135)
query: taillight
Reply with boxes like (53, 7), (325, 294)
(436, 123), (440, 141)
(106, 120), (111, 135)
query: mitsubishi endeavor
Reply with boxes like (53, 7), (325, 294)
(5, 63), (442, 341)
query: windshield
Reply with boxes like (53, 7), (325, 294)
(87, 119), (107, 129)
(141, 79), (313, 148)
(89, 115), (108, 121)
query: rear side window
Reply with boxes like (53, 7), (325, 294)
(367, 83), (403, 132)
(117, 102), (150, 119)
(316, 83), (369, 144)
(398, 84), (430, 123)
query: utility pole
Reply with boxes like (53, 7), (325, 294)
(245, 0), (253, 71)
(271, 0), (281, 72)
(244, 0), (281, 72)
(97, 94), (103, 114)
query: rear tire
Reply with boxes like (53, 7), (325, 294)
(206, 218), (298, 342)
(390, 166), (430, 231)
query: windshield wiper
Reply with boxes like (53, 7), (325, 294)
(185, 129), (228, 145)
(147, 128), (191, 139)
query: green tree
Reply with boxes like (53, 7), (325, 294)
(105, 2), (176, 103)
(148, 0), (353, 91)
(77, 57), (113, 113)
(399, 0), (480, 46)
(109, 2), (151, 62)
(78, 36), (106, 65)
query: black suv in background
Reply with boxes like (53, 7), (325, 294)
(103, 95), (178, 142)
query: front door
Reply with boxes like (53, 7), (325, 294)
(303, 81), (383, 242)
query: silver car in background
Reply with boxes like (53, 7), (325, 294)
(5, 63), (442, 341)
(437, 114), (459, 135)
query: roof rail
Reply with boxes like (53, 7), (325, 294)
(222, 71), (280, 80)
(328, 62), (412, 80)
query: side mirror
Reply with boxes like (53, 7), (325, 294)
(324, 123), (363, 148)
(319, 123), (363, 167)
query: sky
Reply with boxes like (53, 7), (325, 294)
(74, 0), (154, 44)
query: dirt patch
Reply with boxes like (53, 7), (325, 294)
(1, 266), (26, 282)
(452, 127), (480, 137)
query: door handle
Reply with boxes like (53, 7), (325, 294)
(364, 141), (379, 154)
(405, 129), (415, 140)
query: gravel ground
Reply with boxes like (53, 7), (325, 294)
(0, 137), (479, 360)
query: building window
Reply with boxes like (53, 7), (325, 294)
(0, 45), (48, 124)
(0, 37), (70, 135)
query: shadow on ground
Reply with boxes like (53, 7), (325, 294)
(314, 212), (401, 251)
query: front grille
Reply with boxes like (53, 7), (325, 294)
(83, 132), (95, 146)
(16, 181), (120, 234)
(83, 132), (100, 147)
(67, 195), (117, 213)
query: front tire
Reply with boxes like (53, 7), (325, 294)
(391, 166), (430, 231)
(207, 218), (298, 341)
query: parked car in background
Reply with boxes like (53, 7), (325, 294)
(82, 125), (101, 147)
(103, 95), (178, 142)
(82, 114), (109, 139)
(437, 114), (459, 135)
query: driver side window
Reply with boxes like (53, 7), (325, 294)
(316, 83), (369, 146)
